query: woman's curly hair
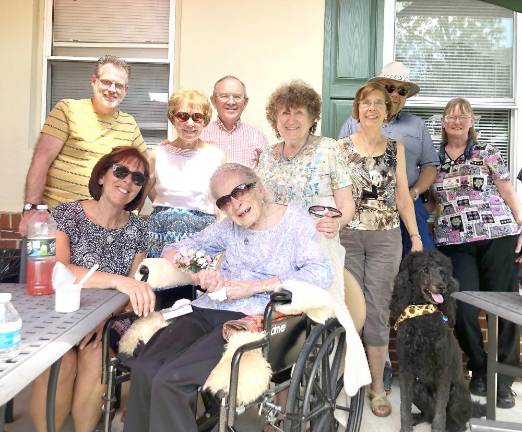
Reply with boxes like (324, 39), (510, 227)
(266, 80), (321, 138)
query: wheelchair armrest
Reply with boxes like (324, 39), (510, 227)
(101, 311), (138, 384)
(263, 289), (292, 335)
(269, 289), (292, 305)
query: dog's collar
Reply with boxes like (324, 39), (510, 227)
(393, 304), (447, 331)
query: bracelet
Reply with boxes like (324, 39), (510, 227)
(411, 188), (420, 201)
(410, 233), (421, 240)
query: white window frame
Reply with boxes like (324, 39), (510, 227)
(383, 0), (521, 191)
(40, 0), (176, 143)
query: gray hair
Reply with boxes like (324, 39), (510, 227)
(212, 75), (248, 99)
(209, 163), (259, 199)
(95, 55), (130, 78)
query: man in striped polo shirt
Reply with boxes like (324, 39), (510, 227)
(19, 55), (148, 234)
(201, 75), (268, 168)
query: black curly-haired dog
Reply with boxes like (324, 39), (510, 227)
(391, 250), (484, 432)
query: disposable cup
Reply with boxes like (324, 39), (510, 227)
(55, 283), (81, 313)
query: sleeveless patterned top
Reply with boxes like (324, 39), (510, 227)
(339, 137), (400, 231)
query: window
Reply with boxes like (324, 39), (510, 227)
(43, 0), (175, 145)
(392, 0), (516, 166)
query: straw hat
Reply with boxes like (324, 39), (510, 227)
(368, 61), (420, 98)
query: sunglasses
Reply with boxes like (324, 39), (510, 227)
(384, 84), (409, 97)
(172, 111), (206, 124)
(308, 205), (342, 218)
(112, 164), (148, 187)
(215, 182), (256, 210)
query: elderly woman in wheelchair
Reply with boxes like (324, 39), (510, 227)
(121, 163), (337, 432)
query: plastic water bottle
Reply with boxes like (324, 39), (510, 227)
(26, 204), (57, 296)
(0, 293), (22, 360)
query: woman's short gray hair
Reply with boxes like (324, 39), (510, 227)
(210, 163), (260, 199)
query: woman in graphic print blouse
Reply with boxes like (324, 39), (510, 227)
(431, 97), (522, 409)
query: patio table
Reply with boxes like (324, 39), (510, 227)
(0, 283), (128, 431)
(452, 291), (522, 421)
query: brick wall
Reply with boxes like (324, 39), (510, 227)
(0, 211), (22, 250)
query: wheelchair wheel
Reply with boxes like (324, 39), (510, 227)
(283, 319), (364, 432)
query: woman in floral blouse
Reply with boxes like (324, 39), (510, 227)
(257, 80), (355, 238)
(431, 97), (522, 409)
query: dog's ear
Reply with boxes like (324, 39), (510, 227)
(390, 269), (413, 321)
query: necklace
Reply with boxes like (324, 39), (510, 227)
(281, 135), (310, 161)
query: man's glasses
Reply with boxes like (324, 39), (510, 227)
(172, 111), (206, 124)
(112, 164), (148, 187)
(97, 78), (127, 92)
(384, 84), (409, 97)
(444, 115), (472, 123)
(308, 205), (342, 218)
(216, 93), (245, 102)
(215, 182), (256, 210)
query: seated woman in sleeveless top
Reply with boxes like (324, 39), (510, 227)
(337, 82), (421, 417)
(30, 146), (155, 432)
(146, 89), (225, 258)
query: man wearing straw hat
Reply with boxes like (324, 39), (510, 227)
(338, 61), (439, 394)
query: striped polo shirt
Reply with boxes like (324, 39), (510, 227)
(41, 98), (147, 208)
(201, 118), (268, 168)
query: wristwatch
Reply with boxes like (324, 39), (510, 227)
(23, 203), (39, 212)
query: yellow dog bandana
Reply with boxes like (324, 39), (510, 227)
(393, 304), (447, 331)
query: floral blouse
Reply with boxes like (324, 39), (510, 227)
(256, 135), (352, 208)
(338, 137), (400, 231)
(163, 203), (332, 316)
(431, 141), (520, 246)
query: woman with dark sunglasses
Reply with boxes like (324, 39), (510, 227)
(124, 163), (332, 432)
(145, 89), (225, 258)
(30, 146), (155, 432)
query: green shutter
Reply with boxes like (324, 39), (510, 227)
(322, 0), (385, 138)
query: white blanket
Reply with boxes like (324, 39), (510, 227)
(319, 234), (371, 397)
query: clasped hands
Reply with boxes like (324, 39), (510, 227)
(192, 269), (280, 300)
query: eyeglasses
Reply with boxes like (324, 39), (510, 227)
(172, 111), (206, 124)
(359, 99), (386, 108)
(444, 115), (472, 123)
(308, 205), (342, 218)
(97, 78), (127, 92)
(215, 182), (256, 210)
(112, 164), (148, 187)
(384, 84), (409, 97)
(216, 93), (245, 102)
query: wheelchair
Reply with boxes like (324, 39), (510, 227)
(100, 277), (366, 432)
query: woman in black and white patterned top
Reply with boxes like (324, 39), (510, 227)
(30, 146), (155, 432)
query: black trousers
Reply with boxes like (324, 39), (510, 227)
(123, 307), (244, 432)
(439, 235), (520, 385)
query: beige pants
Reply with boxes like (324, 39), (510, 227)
(340, 228), (402, 346)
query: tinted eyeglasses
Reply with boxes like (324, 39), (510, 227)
(384, 84), (409, 97)
(172, 111), (206, 124)
(112, 164), (148, 187)
(308, 205), (342, 218)
(215, 182), (256, 210)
